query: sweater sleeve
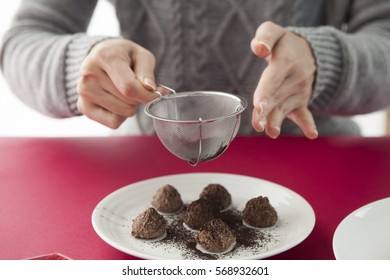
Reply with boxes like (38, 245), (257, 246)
(0, 0), (109, 118)
(288, 0), (390, 115)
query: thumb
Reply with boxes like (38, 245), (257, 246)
(250, 21), (287, 58)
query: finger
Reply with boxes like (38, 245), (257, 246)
(81, 66), (134, 105)
(252, 108), (266, 133)
(265, 93), (303, 139)
(93, 44), (159, 104)
(253, 75), (313, 136)
(288, 108), (319, 139)
(108, 57), (158, 104)
(77, 98), (126, 129)
(90, 89), (137, 118)
(131, 47), (157, 91)
(78, 73), (138, 117)
(260, 67), (312, 110)
(251, 21), (287, 58)
(253, 57), (291, 115)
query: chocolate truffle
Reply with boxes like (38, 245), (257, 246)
(199, 183), (232, 211)
(182, 198), (216, 230)
(242, 196), (278, 228)
(131, 207), (167, 239)
(152, 184), (183, 213)
(196, 218), (236, 253)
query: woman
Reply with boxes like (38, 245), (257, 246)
(1, 0), (390, 138)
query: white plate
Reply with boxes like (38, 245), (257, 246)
(91, 173), (315, 259)
(333, 197), (390, 260)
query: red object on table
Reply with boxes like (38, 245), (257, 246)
(27, 253), (71, 260)
(0, 136), (389, 260)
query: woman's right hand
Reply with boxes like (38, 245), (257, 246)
(77, 38), (159, 129)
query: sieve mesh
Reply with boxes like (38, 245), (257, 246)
(145, 91), (247, 166)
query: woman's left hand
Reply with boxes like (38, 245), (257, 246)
(251, 21), (318, 139)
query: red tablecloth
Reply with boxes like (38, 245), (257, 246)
(0, 136), (389, 260)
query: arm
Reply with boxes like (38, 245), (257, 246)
(290, 0), (390, 115)
(251, 0), (390, 138)
(1, 0), (158, 129)
(0, 0), (105, 117)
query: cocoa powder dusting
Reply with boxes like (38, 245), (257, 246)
(151, 204), (277, 259)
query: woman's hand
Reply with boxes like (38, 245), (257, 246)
(251, 21), (318, 139)
(77, 38), (159, 129)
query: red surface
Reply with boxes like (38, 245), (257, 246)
(0, 136), (389, 260)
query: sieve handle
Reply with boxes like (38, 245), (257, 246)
(154, 84), (176, 97)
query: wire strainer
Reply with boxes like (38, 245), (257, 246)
(144, 85), (247, 166)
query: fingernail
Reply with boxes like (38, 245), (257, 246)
(270, 126), (280, 139)
(257, 40), (271, 57)
(258, 118), (266, 132)
(143, 77), (156, 91)
(311, 129), (319, 139)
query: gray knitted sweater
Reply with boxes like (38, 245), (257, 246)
(1, 0), (390, 135)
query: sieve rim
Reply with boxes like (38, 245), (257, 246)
(144, 91), (247, 124)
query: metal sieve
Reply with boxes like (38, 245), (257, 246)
(144, 85), (247, 166)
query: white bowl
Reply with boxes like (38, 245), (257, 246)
(333, 197), (390, 260)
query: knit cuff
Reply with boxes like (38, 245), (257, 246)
(64, 34), (111, 115)
(287, 26), (343, 112)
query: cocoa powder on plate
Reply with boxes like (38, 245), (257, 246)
(154, 205), (276, 260)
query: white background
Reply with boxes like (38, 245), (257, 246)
(1, 260), (389, 279)
(0, 1), (387, 137)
